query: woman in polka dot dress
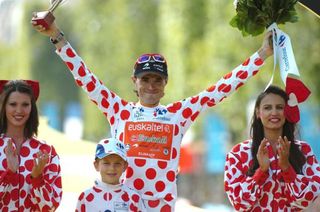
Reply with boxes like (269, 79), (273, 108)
(32, 18), (273, 211)
(0, 80), (62, 211)
(224, 85), (320, 211)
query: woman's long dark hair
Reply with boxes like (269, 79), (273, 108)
(247, 85), (306, 176)
(0, 80), (39, 138)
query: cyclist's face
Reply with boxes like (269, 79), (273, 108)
(132, 73), (167, 107)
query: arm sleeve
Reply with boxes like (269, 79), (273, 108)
(56, 43), (125, 123)
(284, 144), (320, 210)
(75, 192), (86, 212)
(224, 150), (268, 211)
(0, 169), (19, 200)
(29, 146), (62, 211)
(166, 52), (265, 132)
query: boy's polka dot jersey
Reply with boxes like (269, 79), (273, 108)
(0, 135), (62, 211)
(224, 139), (320, 211)
(57, 43), (264, 211)
(76, 179), (146, 212)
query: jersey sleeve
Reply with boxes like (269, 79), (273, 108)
(0, 169), (19, 200)
(29, 145), (62, 211)
(166, 52), (264, 132)
(56, 43), (125, 123)
(224, 143), (268, 211)
(75, 192), (86, 212)
(284, 142), (320, 209)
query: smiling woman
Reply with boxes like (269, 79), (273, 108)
(224, 85), (320, 211)
(0, 80), (62, 211)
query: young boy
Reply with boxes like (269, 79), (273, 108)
(76, 138), (146, 212)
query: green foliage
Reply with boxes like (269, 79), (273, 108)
(230, 0), (299, 36)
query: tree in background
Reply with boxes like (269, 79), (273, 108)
(2, 0), (318, 143)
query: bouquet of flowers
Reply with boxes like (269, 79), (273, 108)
(230, 0), (311, 123)
(230, 0), (299, 36)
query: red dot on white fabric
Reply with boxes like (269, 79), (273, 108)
(121, 192), (129, 202)
(134, 159), (146, 167)
(113, 102), (119, 113)
(157, 161), (167, 169)
(24, 159), (34, 171)
(120, 110), (130, 120)
(242, 58), (250, 66)
(86, 193), (94, 202)
(182, 108), (192, 119)
(148, 200), (160, 208)
(223, 72), (232, 79)
(77, 65), (85, 77)
(133, 178), (144, 190)
(66, 48), (76, 57)
(101, 98), (110, 109)
(103, 192), (112, 200)
(155, 181), (165, 192)
(254, 58), (263, 66)
(29, 139), (39, 149)
(166, 171), (175, 182)
(171, 148), (177, 159)
(236, 70), (248, 79)
(126, 166), (134, 178)
(66, 62), (74, 70)
(160, 205), (171, 212)
(146, 168), (157, 179)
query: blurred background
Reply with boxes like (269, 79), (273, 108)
(1, 0), (319, 211)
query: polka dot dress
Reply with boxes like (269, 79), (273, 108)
(76, 179), (146, 212)
(224, 140), (320, 211)
(57, 43), (264, 211)
(0, 135), (62, 211)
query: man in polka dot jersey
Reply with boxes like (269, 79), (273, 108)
(0, 80), (62, 211)
(76, 138), (146, 212)
(32, 17), (273, 211)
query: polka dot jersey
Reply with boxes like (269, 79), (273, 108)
(57, 43), (264, 211)
(0, 135), (62, 211)
(76, 179), (146, 212)
(224, 139), (320, 211)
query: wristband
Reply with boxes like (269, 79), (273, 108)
(50, 31), (64, 44)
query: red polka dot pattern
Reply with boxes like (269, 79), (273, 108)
(224, 139), (320, 211)
(57, 44), (267, 211)
(0, 136), (62, 211)
(76, 180), (145, 211)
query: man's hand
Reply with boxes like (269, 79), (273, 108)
(31, 12), (61, 38)
(258, 31), (274, 61)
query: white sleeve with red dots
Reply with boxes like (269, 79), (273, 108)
(56, 43), (125, 125)
(224, 140), (320, 211)
(0, 137), (62, 211)
(224, 141), (265, 211)
(284, 141), (320, 209)
(29, 145), (62, 211)
(165, 52), (264, 131)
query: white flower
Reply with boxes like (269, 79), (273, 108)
(233, 0), (238, 9)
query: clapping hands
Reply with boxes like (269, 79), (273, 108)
(4, 139), (49, 178)
(257, 136), (291, 172)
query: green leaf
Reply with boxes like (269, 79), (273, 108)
(230, 0), (299, 36)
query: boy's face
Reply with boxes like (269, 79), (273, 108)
(94, 154), (128, 185)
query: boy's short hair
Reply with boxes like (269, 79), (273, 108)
(95, 138), (127, 161)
